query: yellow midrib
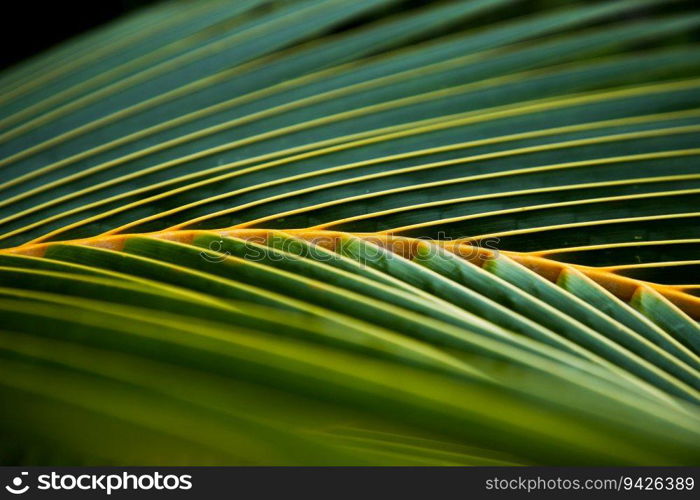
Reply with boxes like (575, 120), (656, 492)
(1, 227), (698, 320)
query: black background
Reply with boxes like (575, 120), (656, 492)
(1, 1), (163, 71)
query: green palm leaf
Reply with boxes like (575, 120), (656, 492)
(1, 0), (699, 465)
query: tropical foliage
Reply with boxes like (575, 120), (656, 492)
(0, 0), (699, 465)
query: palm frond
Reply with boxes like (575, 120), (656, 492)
(1, 0), (699, 465)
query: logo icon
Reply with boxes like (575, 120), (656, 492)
(200, 239), (230, 263)
(5, 472), (29, 495)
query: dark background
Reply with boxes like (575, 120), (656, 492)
(1, 0), (163, 71)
